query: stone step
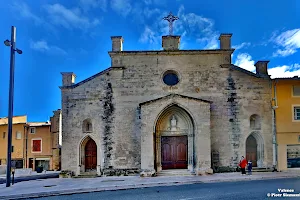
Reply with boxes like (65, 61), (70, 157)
(252, 168), (273, 172)
(74, 174), (99, 178)
(74, 171), (98, 178)
(157, 170), (195, 176)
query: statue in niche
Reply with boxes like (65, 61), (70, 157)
(170, 115), (177, 131)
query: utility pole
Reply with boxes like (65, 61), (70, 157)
(4, 26), (22, 187)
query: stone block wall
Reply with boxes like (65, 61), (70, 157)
(61, 49), (274, 175)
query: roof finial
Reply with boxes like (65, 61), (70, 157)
(163, 12), (179, 36)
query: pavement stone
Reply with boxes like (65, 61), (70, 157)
(0, 172), (299, 200)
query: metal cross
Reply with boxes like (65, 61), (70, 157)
(163, 12), (179, 36)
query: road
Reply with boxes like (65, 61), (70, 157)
(35, 178), (300, 200)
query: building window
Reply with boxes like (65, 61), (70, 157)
(12, 160), (23, 169)
(11, 146), (14, 153)
(287, 145), (300, 168)
(32, 139), (42, 153)
(16, 131), (22, 140)
(3, 132), (5, 139)
(294, 106), (300, 121)
(162, 70), (180, 86)
(293, 86), (300, 97)
(250, 114), (261, 130)
(30, 127), (36, 134)
(82, 119), (93, 132)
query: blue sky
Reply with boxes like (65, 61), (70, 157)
(0, 0), (299, 122)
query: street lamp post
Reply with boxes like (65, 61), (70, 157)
(4, 26), (22, 187)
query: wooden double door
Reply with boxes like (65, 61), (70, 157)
(161, 136), (188, 169)
(246, 135), (257, 167)
(85, 139), (97, 171)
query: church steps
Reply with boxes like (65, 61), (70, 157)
(157, 169), (195, 176)
(251, 167), (273, 172)
(74, 171), (99, 178)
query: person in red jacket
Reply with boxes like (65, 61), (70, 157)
(239, 156), (248, 175)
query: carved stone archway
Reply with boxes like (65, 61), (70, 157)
(245, 131), (264, 167)
(78, 136), (98, 173)
(154, 104), (194, 172)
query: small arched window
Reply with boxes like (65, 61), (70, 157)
(250, 114), (261, 130)
(82, 119), (93, 132)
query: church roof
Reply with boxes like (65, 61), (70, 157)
(272, 76), (300, 80)
(27, 122), (51, 127)
(230, 64), (270, 78)
(60, 67), (124, 89)
(108, 49), (234, 56)
(139, 94), (212, 107)
(61, 63), (274, 90)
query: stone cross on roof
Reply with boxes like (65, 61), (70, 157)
(163, 12), (179, 36)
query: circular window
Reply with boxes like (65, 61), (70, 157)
(163, 70), (179, 86)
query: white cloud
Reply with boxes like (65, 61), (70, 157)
(143, 0), (152, 5)
(144, 7), (160, 18)
(143, 0), (166, 6)
(139, 26), (159, 44)
(269, 64), (300, 78)
(271, 29), (300, 57)
(10, 2), (57, 33)
(234, 52), (300, 78)
(10, 2), (42, 24)
(138, 11), (169, 48)
(233, 42), (251, 50)
(110, 0), (132, 17)
(44, 3), (100, 30)
(272, 49), (297, 57)
(80, 0), (107, 12)
(234, 53), (256, 72)
(138, 5), (219, 50)
(196, 35), (218, 49)
(176, 5), (219, 49)
(30, 40), (67, 55)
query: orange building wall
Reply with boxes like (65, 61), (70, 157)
(25, 125), (53, 170)
(0, 123), (26, 165)
(274, 80), (300, 133)
(273, 80), (300, 171)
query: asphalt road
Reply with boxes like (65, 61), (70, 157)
(35, 178), (300, 200)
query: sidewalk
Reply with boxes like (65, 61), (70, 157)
(0, 171), (60, 184)
(0, 171), (59, 179)
(0, 172), (299, 199)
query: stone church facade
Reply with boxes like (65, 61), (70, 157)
(60, 33), (274, 176)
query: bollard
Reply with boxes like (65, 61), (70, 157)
(11, 168), (15, 185)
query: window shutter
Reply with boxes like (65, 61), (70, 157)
(293, 86), (300, 96)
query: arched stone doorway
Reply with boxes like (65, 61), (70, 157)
(246, 135), (257, 167)
(154, 104), (194, 172)
(245, 132), (264, 167)
(79, 136), (97, 172)
(85, 139), (97, 171)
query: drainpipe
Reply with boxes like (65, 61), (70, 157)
(24, 125), (29, 168)
(23, 125), (25, 168)
(272, 80), (278, 171)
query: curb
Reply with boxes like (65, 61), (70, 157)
(0, 175), (299, 199)
(201, 175), (300, 183)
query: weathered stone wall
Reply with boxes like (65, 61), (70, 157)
(61, 73), (112, 175)
(229, 70), (273, 167)
(110, 52), (233, 169)
(61, 49), (273, 175)
(139, 94), (211, 176)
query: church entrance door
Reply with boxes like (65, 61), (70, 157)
(246, 135), (257, 167)
(161, 136), (187, 169)
(85, 139), (97, 171)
